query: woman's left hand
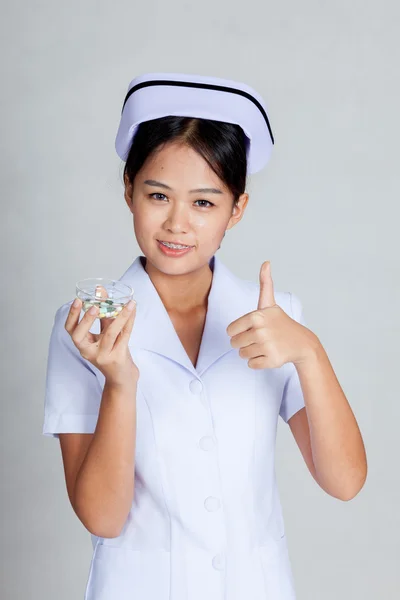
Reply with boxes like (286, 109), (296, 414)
(226, 261), (319, 370)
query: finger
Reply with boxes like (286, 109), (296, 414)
(114, 301), (137, 349)
(65, 298), (99, 344)
(99, 300), (136, 354)
(257, 261), (276, 310)
(71, 303), (100, 348)
(226, 307), (263, 337)
(229, 326), (260, 349)
(64, 298), (83, 335)
(238, 342), (265, 360)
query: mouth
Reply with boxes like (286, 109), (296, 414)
(156, 239), (195, 257)
(157, 240), (194, 249)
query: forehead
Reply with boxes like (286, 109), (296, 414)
(139, 142), (229, 193)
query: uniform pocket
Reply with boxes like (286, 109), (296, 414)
(258, 535), (297, 600)
(84, 543), (171, 600)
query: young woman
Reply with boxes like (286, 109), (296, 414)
(43, 72), (367, 600)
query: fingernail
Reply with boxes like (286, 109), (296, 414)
(127, 300), (136, 311)
(89, 305), (98, 315)
(73, 298), (80, 308)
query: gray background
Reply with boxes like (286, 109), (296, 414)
(1, 0), (398, 598)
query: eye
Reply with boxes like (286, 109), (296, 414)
(149, 194), (214, 208)
(149, 193), (167, 201)
(195, 200), (214, 208)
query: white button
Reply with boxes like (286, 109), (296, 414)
(199, 436), (214, 451)
(212, 553), (225, 570)
(189, 379), (203, 394)
(204, 496), (221, 512)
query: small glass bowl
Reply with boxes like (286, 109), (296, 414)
(75, 278), (134, 320)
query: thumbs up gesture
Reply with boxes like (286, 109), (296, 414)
(226, 261), (316, 369)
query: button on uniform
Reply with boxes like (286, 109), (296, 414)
(199, 436), (214, 451)
(212, 553), (225, 571)
(189, 379), (203, 394)
(204, 496), (221, 512)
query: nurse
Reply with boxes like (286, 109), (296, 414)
(43, 72), (367, 600)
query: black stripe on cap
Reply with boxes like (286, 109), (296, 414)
(121, 79), (274, 144)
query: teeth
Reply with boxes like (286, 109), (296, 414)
(160, 241), (191, 249)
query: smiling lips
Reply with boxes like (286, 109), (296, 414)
(157, 240), (195, 256)
(158, 240), (194, 249)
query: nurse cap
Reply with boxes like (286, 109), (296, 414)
(115, 72), (274, 174)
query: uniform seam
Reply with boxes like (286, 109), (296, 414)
(138, 381), (172, 598)
(202, 382), (229, 598)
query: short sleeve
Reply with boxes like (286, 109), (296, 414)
(279, 292), (307, 424)
(42, 302), (102, 438)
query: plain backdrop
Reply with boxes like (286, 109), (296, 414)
(1, 0), (399, 598)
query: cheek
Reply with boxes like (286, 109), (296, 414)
(192, 214), (227, 241)
(133, 209), (159, 238)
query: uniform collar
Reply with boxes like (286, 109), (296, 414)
(118, 254), (253, 376)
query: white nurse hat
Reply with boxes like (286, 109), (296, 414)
(115, 72), (274, 174)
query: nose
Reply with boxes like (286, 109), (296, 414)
(163, 203), (190, 234)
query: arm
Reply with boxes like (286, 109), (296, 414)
(60, 376), (138, 538)
(288, 342), (367, 501)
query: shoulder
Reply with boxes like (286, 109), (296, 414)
(53, 300), (73, 323)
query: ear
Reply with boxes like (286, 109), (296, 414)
(124, 174), (134, 213)
(226, 192), (249, 231)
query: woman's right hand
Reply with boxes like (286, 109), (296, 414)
(64, 287), (139, 386)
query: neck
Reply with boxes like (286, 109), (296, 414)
(142, 256), (213, 313)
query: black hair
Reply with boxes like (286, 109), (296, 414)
(122, 116), (248, 205)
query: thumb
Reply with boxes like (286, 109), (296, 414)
(257, 261), (276, 310)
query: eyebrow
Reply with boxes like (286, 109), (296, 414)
(143, 179), (223, 195)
